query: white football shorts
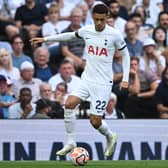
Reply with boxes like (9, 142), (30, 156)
(70, 80), (112, 116)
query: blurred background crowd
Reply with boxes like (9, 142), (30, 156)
(0, 0), (168, 119)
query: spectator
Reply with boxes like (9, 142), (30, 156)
(9, 87), (36, 119)
(31, 98), (51, 119)
(39, 82), (64, 118)
(48, 59), (81, 94)
(46, 0), (77, 23)
(41, 4), (63, 67)
(124, 57), (159, 118)
(103, 0), (129, 20)
(157, 11), (168, 45)
(115, 0), (129, 20)
(11, 34), (33, 69)
(40, 82), (53, 100)
(128, 13), (150, 42)
(0, 48), (20, 83)
(33, 46), (56, 82)
(103, 92), (125, 119)
(152, 26), (167, 55)
(12, 61), (42, 102)
(77, 0), (92, 27)
(154, 66), (168, 119)
(53, 82), (68, 106)
(0, 74), (16, 119)
(133, 5), (153, 28)
(125, 21), (143, 58)
(108, 0), (127, 35)
(106, 12), (115, 27)
(133, 5), (154, 36)
(140, 37), (166, 82)
(60, 7), (85, 76)
(15, 0), (48, 39)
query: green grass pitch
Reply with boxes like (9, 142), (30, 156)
(0, 161), (168, 168)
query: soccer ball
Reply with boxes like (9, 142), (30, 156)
(69, 147), (89, 166)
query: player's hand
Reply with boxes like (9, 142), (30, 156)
(30, 37), (44, 46)
(119, 81), (128, 91)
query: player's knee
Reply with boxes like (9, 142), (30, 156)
(90, 118), (101, 129)
(65, 101), (76, 109)
(65, 96), (80, 109)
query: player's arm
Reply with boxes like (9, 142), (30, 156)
(115, 30), (130, 89)
(119, 46), (130, 89)
(30, 31), (79, 46)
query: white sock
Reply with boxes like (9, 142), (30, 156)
(97, 120), (113, 139)
(64, 109), (76, 145)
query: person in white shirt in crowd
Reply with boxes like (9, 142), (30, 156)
(46, 0), (76, 30)
(12, 61), (42, 102)
(9, 87), (36, 119)
(140, 37), (166, 83)
(0, 48), (20, 83)
(42, 4), (63, 59)
(48, 59), (81, 94)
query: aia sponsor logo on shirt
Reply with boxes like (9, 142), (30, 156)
(88, 45), (107, 56)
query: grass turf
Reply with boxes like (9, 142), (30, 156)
(0, 161), (168, 168)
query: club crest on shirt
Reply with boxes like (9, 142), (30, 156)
(88, 45), (108, 56)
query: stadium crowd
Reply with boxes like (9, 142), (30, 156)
(0, 0), (168, 119)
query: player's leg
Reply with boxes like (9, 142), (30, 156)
(89, 115), (117, 157)
(56, 95), (81, 156)
(89, 84), (117, 157)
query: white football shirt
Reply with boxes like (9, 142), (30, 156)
(77, 24), (126, 85)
